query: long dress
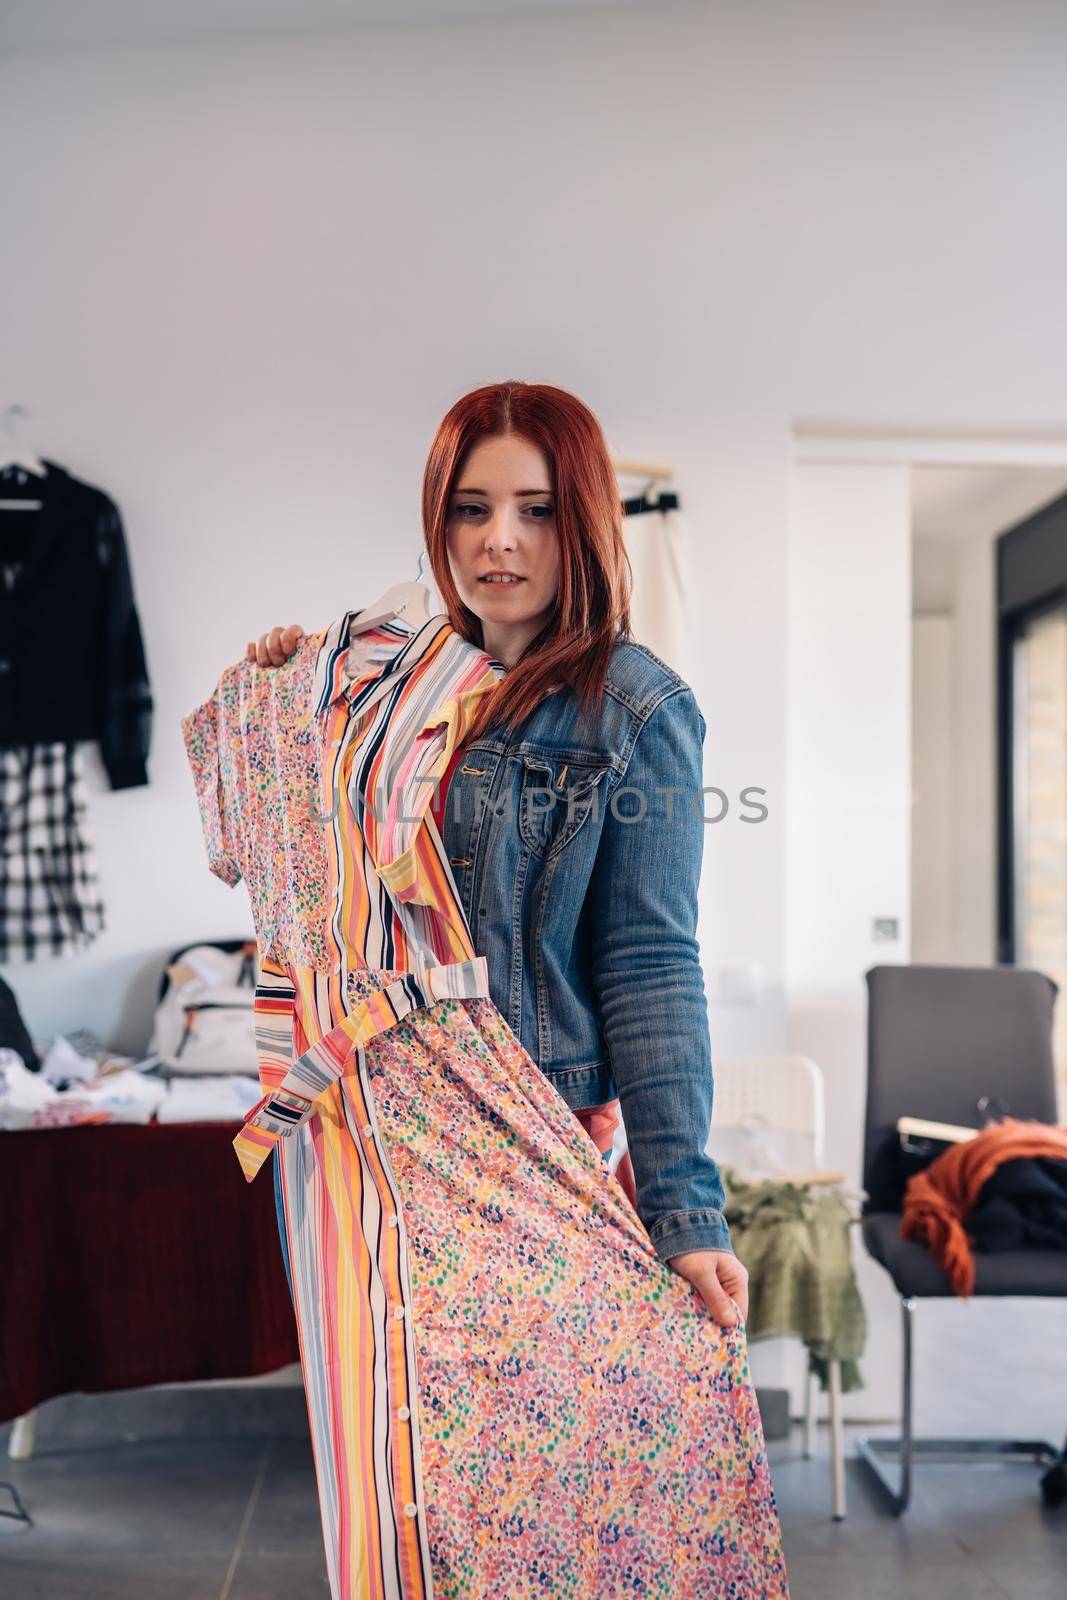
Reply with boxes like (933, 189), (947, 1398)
(181, 609), (790, 1600)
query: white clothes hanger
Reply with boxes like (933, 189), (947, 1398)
(610, 455), (675, 511)
(0, 405), (47, 511)
(349, 548), (436, 638)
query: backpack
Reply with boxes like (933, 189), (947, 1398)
(149, 938), (259, 1076)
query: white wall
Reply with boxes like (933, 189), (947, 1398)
(911, 614), (954, 963)
(911, 527), (999, 967)
(786, 461), (913, 1176)
(780, 459), (912, 1419)
(950, 535), (999, 964)
(2, 1), (1067, 1424)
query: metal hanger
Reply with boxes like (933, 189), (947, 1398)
(348, 547), (435, 638)
(0, 405), (47, 511)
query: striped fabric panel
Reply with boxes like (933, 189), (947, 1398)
(196, 608), (505, 1597)
(367, 669), (502, 911)
(291, 627), (503, 1599)
(277, 985), (435, 1599)
(252, 954), (299, 1092)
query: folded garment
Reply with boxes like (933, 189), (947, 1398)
(157, 1075), (264, 1124)
(0, 1050), (165, 1128)
(963, 1155), (1067, 1254)
(0, 1048), (54, 1125)
(39, 1033), (99, 1086)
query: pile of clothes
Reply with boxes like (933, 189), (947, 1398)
(900, 1118), (1067, 1297)
(0, 1031), (262, 1129)
(0, 941), (264, 1129)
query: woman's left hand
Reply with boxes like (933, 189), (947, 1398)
(667, 1248), (749, 1328)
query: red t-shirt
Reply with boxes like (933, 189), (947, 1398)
(429, 742), (466, 834)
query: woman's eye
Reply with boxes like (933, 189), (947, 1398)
(454, 502), (554, 519)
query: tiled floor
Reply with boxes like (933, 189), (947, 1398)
(1, 1400), (1065, 1599)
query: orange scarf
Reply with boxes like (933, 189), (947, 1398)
(900, 1118), (1067, 1297)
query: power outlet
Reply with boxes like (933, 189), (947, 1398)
(709, 963), (763, 1005)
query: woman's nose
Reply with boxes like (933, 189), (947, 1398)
(485, 518), (517, 552)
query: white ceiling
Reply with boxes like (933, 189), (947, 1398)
(1, 0), (653, 52)
(912, 464), (1067, 544)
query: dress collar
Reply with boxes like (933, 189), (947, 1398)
(312, 609), (507, 914)
(312, 608), (505, 719)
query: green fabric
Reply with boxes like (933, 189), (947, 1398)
(722, 1168), (868, 1393)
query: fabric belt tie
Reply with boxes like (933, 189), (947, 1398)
(232, 952), (491, 1183)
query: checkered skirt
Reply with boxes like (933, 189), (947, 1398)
(0, 742), (106, 962)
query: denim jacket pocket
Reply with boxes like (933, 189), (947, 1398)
(516, 754), (612, 862)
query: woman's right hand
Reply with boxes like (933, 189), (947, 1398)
(246, 624), (305, 667)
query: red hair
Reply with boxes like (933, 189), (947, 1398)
(421, 380), (632, 743)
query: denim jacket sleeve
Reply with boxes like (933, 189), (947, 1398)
(585, 685), (733, 1259)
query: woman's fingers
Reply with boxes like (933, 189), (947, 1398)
(254, 624), (305, 667)
(715, 1253), (750, 1321)
(666, 1248), (743, 1328)
(716, 1254), (751, 1318)
(699, 1276), (739, 1327)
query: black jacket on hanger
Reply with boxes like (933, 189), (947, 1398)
(0, 459), (152, 789)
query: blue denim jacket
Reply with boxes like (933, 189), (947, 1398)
(438, 636), (732, 1260)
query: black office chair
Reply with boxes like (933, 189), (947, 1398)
(856, 963), (1067, 1514)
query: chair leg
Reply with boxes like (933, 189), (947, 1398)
(0, 1480), (33, 1528)
(1, 1410), (35, 1529)
(7, 1409), (36, 1462)
(855, 1295), (915, 1514)
(827, 1357), (846, 1520)
(901, 1294), (914, 1511)
(855, 1296), (1057, 1516)
(1040, 1433), (1067, 1509)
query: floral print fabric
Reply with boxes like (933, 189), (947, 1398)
(357, 967), (789, 1598)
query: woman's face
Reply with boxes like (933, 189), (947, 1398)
(444, 433), (560, 667)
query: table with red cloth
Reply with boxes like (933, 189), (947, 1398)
(0, 1122), (298, 1424)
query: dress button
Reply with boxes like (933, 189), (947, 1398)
(404, 1502), (418, 1519)
(362, 1124), (373, 1137)
(393, 1306), (405, 1320)
(397, 1405), (411, 1421)
(386, 1215), (398, 1229)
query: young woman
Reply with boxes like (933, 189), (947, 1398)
(229, 380), (788, 1597)
(250, 382), (750, 1328)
